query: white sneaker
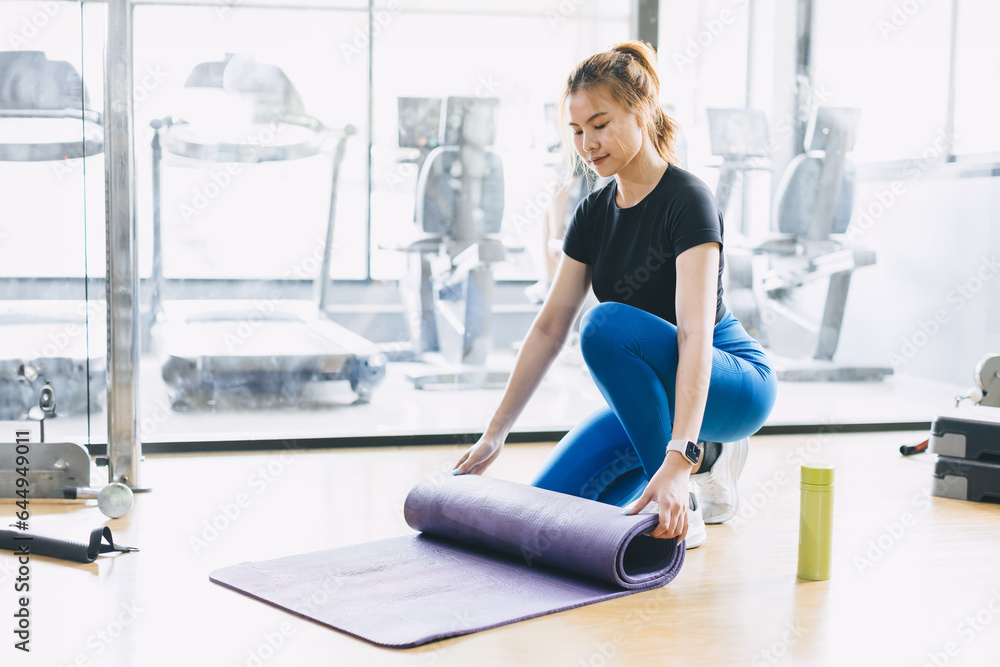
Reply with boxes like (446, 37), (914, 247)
(685, 490), (707, 549)
(690, 437), (749, 524)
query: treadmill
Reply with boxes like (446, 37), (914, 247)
(150, 54), (385, 407)
(0, 51), (107, 420)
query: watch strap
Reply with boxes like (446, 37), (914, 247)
(666, 439), (701, 465)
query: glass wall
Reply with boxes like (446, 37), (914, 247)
(7, 1), (992, 449)
(811, 0), (953, 163)
(809, 0), (999, 385)
(122, 0), (633, 444)
(659, 0), (998, 389)
(0, 1), (106, 445)
(952, 1), (1000, 158)
(132, 1), (370, 282)
(368, 0), (632, 282)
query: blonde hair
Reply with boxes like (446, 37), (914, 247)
(558, 40), (682, 187)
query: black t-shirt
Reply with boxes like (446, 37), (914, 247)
(562, 164), (727, 326)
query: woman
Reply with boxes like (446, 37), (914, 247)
(452, 41), (776, 548)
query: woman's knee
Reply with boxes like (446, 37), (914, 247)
(579, 302), (667, 360)
(579, 303), (623, 364)
(579, 302), (621, 341)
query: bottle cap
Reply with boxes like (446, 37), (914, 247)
(801, 463), (834, 485)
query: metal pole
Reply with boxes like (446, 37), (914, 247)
(105, 0), (144, 490)
(633, 0), (659, 50)
(316, 127), (354, 311)
(793, 0), (813, 156)
(745, 0), (755, 108)
(150, 121), (164, 328)
(364, 0), (373, 281)
(741, 0), (757, 236)
(943, 0), (958, 162)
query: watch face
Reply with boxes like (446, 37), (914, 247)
(685, 442), (701, 464)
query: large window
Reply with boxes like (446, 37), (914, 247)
(0, 1), (106, 445)
(132, 2), (370, 282)
(952, 1), (1000, 157)
(370, 1), (632, 281)
(808, 0), (998, 386)
(811, 0), (954, 164)
(811, 0), (999, 164)
(10, 1), (988, 450)
(129, 0), (632, 287)
(659, 0), (998, 389)
(12, 0), (633, 446)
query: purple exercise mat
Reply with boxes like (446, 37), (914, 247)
(209, 471), (685, 648)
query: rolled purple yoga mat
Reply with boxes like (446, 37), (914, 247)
(209, 471), (685, 648)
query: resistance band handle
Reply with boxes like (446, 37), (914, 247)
(900, 439), (929, 456)
(0, 526), (138, 563)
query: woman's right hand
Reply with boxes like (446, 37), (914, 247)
(451, 435), (504, 476)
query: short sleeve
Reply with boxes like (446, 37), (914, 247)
(671, 184), (724, 258)
(561, 197), (591, 264)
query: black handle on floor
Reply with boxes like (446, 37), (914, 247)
(900, 439), (929, 456)
(0, 526), (138, 563)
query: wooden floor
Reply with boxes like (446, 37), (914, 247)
(2, 431), (1000, 667)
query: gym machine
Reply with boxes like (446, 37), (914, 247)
(149, 54), (386, 407)
(0, 51), (107, 420)
(1, 381), (134, 519)
(0, 51), (127, 516)
(391, 95), (516, 389)
(713, 106), (893, 381)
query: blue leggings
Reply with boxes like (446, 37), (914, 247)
(529, 302), (777, 508)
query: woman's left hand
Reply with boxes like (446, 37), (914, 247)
(621, 459), (691, 541)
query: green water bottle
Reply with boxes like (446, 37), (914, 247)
(797, 464), (834, 581)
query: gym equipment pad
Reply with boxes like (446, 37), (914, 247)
(209, 472), (685, 647)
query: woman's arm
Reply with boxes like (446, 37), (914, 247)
(622, 242), (720, 540)
(670, 242), (720, 447)
(452, 254), (592, 475)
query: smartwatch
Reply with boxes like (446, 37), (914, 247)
(666, 439), (701, 466)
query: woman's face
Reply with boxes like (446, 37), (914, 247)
(566, 87), (644, 178)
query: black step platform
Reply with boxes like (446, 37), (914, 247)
(930, 407), (1000, 463)
(932, 456), (1000, 504)
(929, 406), (1000, 503)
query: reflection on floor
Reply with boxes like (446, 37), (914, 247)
(35, 347), (966, 447)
